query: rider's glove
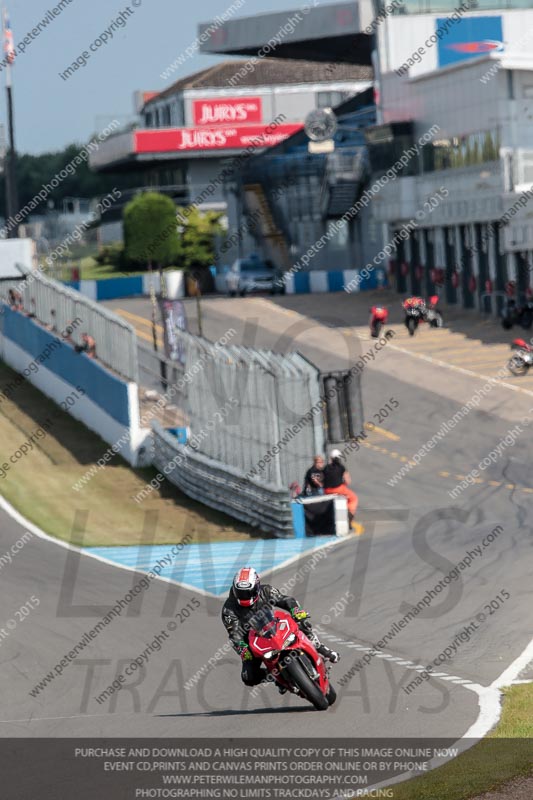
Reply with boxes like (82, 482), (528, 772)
(291, 608), (310, 623)
(235, 641), (253, 661)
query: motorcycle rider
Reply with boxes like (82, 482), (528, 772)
(403, 295), (425, 310)
(222, 567), (340, 690)
(369, 304), (388, 338)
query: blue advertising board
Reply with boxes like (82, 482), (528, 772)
(437, 16), (503, 68)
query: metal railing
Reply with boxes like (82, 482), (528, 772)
(173, 331), (324, 490)
(0, 270), (138, 382)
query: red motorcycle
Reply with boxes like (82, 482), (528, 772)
(369, 305), (389, 338)
(248, 607), (336, 710)
(402, 295), (443, 336)
(508, 338), (533, 375)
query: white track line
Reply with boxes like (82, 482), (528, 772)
(387, 342), (533, 398)
(3, 494), (531, 748)
(323, 626), (533, 742)
(328, 627), (533, 791)
(0, 494), (220, 599)
(319, 631), (480, 689)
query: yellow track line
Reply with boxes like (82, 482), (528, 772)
(365, 423), (400, 441)
(134, 327), (164, 347)
(116, 308), (164, 332)
(365, 444), (533, 494)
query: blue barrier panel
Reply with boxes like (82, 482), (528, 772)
(360, 267), (387, 290)
(294, 272), (310, 294)
(62, 281), (80, 292)
(167, 427), (189, 444)
(96, 276), (144, 300)
(291, 502), (306, 538)
(327, 271), (345, 293)
(2, 306), (130, 426)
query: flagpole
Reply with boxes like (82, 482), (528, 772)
(3, 7), (17, 238)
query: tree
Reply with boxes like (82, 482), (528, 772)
(0, 142), (139, 218)
(123, 192), (179, 268)
(175, 206), (225, 270)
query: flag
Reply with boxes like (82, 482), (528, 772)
(3, 10), (15, 65)
(158, 298), (188, 364)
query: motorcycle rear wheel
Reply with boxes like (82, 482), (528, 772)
(282, 659), (329, 711)
(508, 355), (529, 376)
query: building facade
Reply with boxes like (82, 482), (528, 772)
(89, 59), (371, 248)
(371, 0), (533, 311)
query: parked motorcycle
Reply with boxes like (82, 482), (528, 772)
(248, 607), (336, 711)
(501, 299), (533, 330)
(425, 294), (444, 328)
(507, 338), (533, 376)
(369, 305), (389, 338)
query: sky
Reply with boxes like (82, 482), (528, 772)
(5, 0), (343, 154)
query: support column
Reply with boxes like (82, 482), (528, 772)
(460, 224), (474, 309)
(424, 228), (435, 297)
(444, 225), (457, 305)
(396, 235), (407, 294)
(409, 230), (421, 296)
(476, 223), (490, 313)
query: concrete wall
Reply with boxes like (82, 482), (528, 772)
(0, 306), (148, 466)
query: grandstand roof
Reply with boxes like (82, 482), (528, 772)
(145, 59), (373, 105)
(198, 1), (373, 65)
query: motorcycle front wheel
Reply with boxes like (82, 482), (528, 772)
(371, 321), (382, 338)
(282, 659), (328, 711)
(326, 684), (337, 706)
(407, 317), (417, 336)
(508, 355), (529, 376)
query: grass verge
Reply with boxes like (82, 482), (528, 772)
(392, 684), (533, 799)
(0, 360), (255, 547)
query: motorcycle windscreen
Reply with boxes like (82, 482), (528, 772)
(249, 607), (277, 637)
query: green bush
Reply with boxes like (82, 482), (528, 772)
(124, 193), (180, 269)
(95, 243), (124, 266)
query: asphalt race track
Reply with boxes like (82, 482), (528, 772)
(0, 294), (532, 743)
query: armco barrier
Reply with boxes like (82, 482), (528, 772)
(152, 422), (294, 536)
(0, 305), (147, 465)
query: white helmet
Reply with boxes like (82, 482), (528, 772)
(330, 448), (342, 459)
(232, 567), (261, 607)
